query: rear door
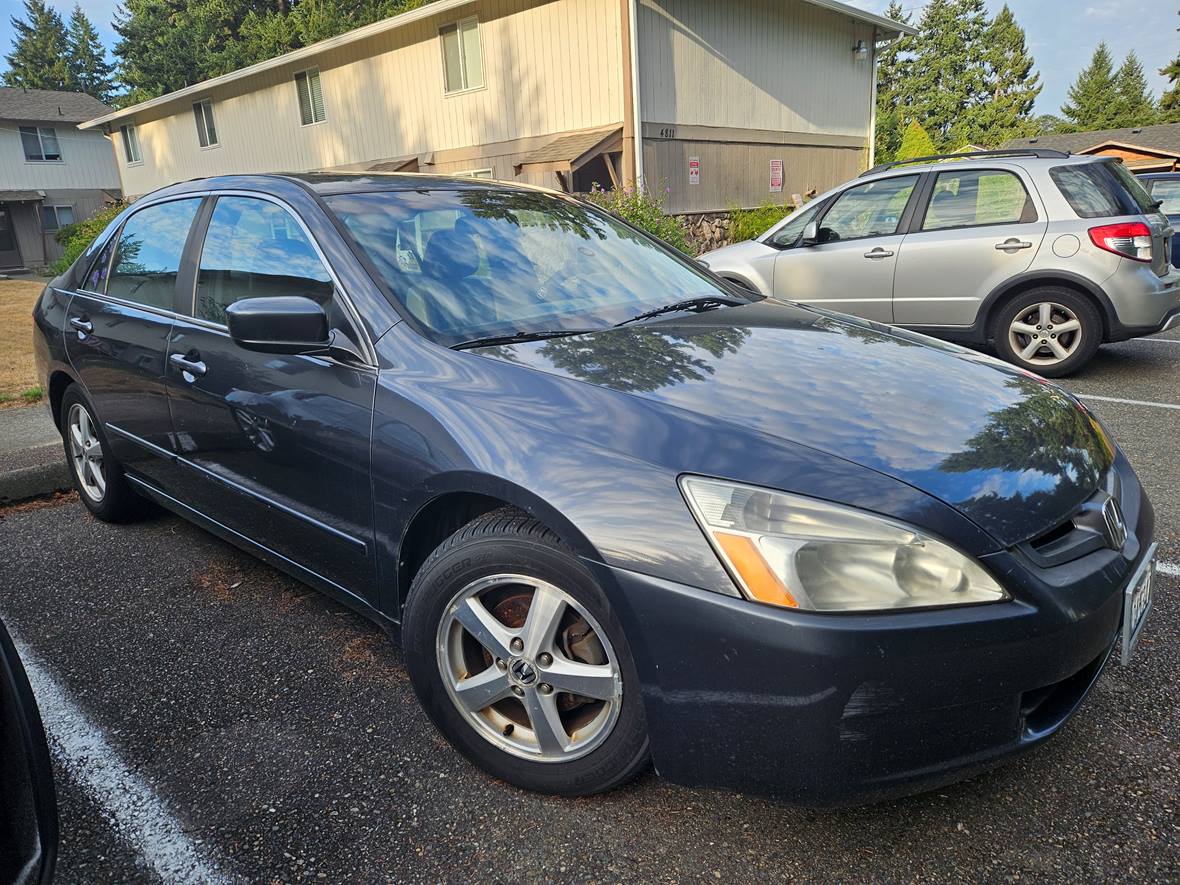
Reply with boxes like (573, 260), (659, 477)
(772, 174), (921, 322)
(892, 167), (1047, 327)
(164, 194), (378, 604)
(64, 197), (203, 489)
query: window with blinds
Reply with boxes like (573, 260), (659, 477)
(439, 17), (484, 93)
(295, 68), (326, 125)
(193, 99), (218, 147)
(120, 124), (142, 164)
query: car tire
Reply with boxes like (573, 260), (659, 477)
(402, 508), (649, 796)
(59, 384), (146, 522)
(992, 287), (1102, 377)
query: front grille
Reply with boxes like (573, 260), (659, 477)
(1022, 469), (1125, 568)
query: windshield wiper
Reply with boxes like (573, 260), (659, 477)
(614, 295), (745, 327)
(451, 329), (597, 350)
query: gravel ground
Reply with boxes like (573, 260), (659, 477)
(1, 331), (1178, 884)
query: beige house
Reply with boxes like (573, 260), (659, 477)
(0, 88), (121, 270)
(80, 0), (913, 214)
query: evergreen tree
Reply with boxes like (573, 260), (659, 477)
(896, 120), (937, 160)
(906, 0), (990, 148)
(67, 5), (115, 102)
(1111, 51), (1157, 127)
(873, 1), (913, 163)
(1160, 10), (1180, 122)
(1061, 43), (1118, 131)
(964, 4), (1040, 147)
(3, 0), (71, 91)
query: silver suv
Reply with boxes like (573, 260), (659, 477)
(700, 150), (1180, 376)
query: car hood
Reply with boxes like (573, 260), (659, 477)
(477, 299), (1115, 547)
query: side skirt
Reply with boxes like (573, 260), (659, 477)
(125, 475), (399, 635)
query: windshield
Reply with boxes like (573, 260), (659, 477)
(325, 188), (749, 346)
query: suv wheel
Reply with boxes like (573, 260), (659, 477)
(993, 287), (1102, 377)
(402, 509), (649, 796)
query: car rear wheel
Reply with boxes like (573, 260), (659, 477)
(992, 287), (1102, 377)
(402, 508), (649, 795)
(60, 385), (145, 522)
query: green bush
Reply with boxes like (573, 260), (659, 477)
(584, 183), (691, 254)
(728, 201), (793, 242)
(51, 201), (126, 275)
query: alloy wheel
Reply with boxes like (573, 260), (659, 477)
(1007, 302), (1083, 367)
(436, 574), (622, 762)
(67, 403), (106, 502)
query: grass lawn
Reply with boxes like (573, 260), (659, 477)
(0, 279), (46, 409)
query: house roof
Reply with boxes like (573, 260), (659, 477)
(517, 127), (621, 167)
(1004, 123), (1180, 158)
(0, 88), (111, 123)
(79, 0), (916, 130)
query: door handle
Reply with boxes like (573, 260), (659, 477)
(69, 316), (93, 335)
(995, 239), (1033, 252)
(169, 352), (207, 380)
(864, 247), (895, 259)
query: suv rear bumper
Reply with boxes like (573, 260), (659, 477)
(1110, 305), (1180, 341)
(1105, 263), (1180, 339)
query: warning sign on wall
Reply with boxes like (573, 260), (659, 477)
(688, 157), (700, 186)
(769, 159), (783, 193)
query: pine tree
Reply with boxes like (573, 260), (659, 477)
(963, 4), (1040, 147)
(1160, 11), (1180, 122)
(1111, 51), (1158, 127)
(897, 120), (937, 160)
(873, 1), (913, 164)
(905, 0), (991, 148)
(1061, 43), (1118, 131)
(3, 0), (71, 91)
(66, 5), (115, 102)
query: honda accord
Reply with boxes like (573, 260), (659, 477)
(32, 174), (1156, 804)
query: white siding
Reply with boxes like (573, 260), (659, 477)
(0, 122), (121, 191)
(117, 0), (623, 196)
(637, 0), (875, 137)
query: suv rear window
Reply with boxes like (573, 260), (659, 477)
(1050, 162), (1157, 218)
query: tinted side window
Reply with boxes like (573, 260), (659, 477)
(82, 237), (115, 293)
(106, 199), (201, 310)
(1050, 163), (1153, 219)
(921, 170), (1035, 231)
(770, 203), (822, 247)
(1146, 178), (1180, 214)
(196, 196), (334, 325)
(820, 175), (918, 241)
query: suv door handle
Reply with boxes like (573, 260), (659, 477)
(863, 247), (895, 259)
(69, 316), (93, 335)
(169, 352), (207, 380)
(995, 238), (1033, 252)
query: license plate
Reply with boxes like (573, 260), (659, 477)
(1121, 543), (1157, 665)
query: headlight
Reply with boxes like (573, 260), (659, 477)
(680, 477), (1008, 612)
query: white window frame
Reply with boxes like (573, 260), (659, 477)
(120, 124), (142, 165)
(41, 205), (76, 232)
(453, 168), (494, 179)
(294, 67), (327, 126)
(439, 16), (485, 95)
(20, 126), (63, 162)
(193, 99), (219, 149)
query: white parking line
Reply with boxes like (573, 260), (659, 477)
(6, 628), (230, 884)
(1074, 393), (1180, 411)
(1159, 561), (1180, 578)
(1128, 337), (1180, 344)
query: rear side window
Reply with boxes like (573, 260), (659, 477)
(106, 199), (202, 310)
(1050, 162), (1156, 218)
(1146, 178), (1180, 214)
(195, 196), (334, 325)
(921, 169), (1036, 231)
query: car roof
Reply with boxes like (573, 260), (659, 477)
(858, 152), (1105, 184)
(142, 171), (560, 201)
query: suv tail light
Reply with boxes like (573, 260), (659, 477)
(1088, 222), (1153, 262)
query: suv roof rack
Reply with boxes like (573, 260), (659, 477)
(862, 148), (1071, 177)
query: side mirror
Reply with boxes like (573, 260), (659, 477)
(226, 296), (331, 355)
(801, 221), (820, 246)
(0, 619), (58, 885)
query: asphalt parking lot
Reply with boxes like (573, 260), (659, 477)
(2, 331), (1179, 884)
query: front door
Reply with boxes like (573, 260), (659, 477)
(893, 168), (1047, 327)
(772, 174), (921, 323)
(64, 197), (203, 489)
(0, 205), (23, 268)
(164, 195), (378, 603)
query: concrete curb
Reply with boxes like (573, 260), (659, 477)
(0, 461), (72, 504)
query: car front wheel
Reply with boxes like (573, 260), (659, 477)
(992, 287), (1102, 377)
(402, 509), (649, 795)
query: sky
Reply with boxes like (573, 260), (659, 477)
(850, 0), (1179, 114)
(0, 0), (1176, 116)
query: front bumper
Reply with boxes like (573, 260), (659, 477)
(591, 466), (1154, 806)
